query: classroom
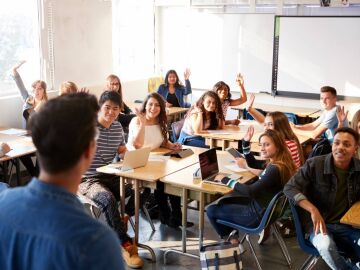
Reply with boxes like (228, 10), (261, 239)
(0, 0), (360, 269)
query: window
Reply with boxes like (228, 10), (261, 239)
(0, 0), (41, 97)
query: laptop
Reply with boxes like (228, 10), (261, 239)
(108, 147), (151, 172)
(198, 148), (242, 186)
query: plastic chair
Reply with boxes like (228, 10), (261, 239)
(289, 201), (320, 270)
(148, 76), (164, 93)
(216, 192), (291, 270)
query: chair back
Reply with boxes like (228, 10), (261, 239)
(289, 201), (320, 256)
(171, 119), (185, 142)
(308, 138), (332, 158)
(148, 76), (164, 93)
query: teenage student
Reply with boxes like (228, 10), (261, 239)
(106, 74), (135, 135)
(291, 86), (342, 143)
(178, 91), (225, 148)
(206, 128), (297, 242)
(79, 91), (143, 269)
(0, 93), (124, 270)
(59, 81), (89, 96)
(11, 61), (48, 126)
(212, 73), (247, 125)
(127, 93), (189, 228)
(284, 127), (360, 269)
(246, 94), (304, 168)
(157, 69), (192, 108)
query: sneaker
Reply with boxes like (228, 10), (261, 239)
(258, 227), (271, 245)
(121, 242), (144, 269)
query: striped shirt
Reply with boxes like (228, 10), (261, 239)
(285, 139), (301, 169)
(85, 121), (125, 177)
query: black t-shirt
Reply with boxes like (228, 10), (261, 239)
(167, 93), (180, 107)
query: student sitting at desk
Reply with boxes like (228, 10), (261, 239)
(206, 129), (296, 243)
(79, 91), (143, 269)
(284, 127), (360, 269)
(157, 69), (192, 108)
(127, 93), (188, 228)
(178, 91), (225, 148)
(212, 73), (247, 125)
(0, 93), (124, 270)
(291, 86), (343, 143)
(246, 94), (304, 169)
(59, 81), (89, 96)
(106, 74), (135, 136)
(0, 143), (11, 158)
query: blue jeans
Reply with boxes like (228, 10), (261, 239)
(310, 223), (360, 270)
(206, 198), (264, 238)
(177, 131), (209, 148)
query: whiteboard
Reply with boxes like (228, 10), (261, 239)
(276, 16), (360, 98)
(158, 10), (275, 93)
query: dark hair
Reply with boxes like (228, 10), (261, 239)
(212, 81), (231, 100)
(334, 127), (360, 145)
(194, 91), (224, 129)
(267, 111), (304, 165)
(140, 92), (169, 144)
(259, 129), (297, 186)
(164, 70), (182, 88)
(29, 93), (99, 173)
(320, 86), (337, 97)
(99, 90), (122, 107)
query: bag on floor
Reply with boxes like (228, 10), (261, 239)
(200, 241), (243, 270)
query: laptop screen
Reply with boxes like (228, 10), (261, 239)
(199, 148), (219, 180)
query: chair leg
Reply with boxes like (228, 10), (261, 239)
(128, 216), (135, 232)
(272, 224), (292, 267)
(142, 205), (156, 231)
(300, 255), (319, 270)
(245, 234), (263, 270)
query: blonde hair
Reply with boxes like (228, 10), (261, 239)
(32, 80), (48, 101)
(105, 74), (124, 110)
(59, 81), (78, 96)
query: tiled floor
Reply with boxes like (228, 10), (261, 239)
(125, 207), (331, 270)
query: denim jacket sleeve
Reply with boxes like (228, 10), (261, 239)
(12, 72), (30, 102)
(183, 79), (192, 95)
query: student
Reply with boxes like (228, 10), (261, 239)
(338, 107), (360, 159)
(212, 73), (247, 125)
(246, 94), (304, 168)
(59, 81), (89, 96)
(11, 61), (48, 126)
(178, 91), (225, 148)
(291, 86), (342, 142)
(0, 143), (11, 158)
(206, 128), (296, 242)
(157, 69), (192, 108)
(0, 93), (124, 270)
(106, 74), (135, 135)
(284, 127), (360, 269)
(79, 91), (143, 269)
(127, 93), (189, 228)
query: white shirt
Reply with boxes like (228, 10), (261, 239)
(127, 119), (164, 150)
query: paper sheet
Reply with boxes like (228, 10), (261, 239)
(0, 129), (28, 136)
(224, 164), (248, 173)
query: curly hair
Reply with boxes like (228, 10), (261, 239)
(259, 129), (297, 186)
(194, 91), (224, 130)
(140, 92), (169, 144)
(212, 81), (231, 100)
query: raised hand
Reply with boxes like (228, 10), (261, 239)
(12, 60), (26, 75)
(78, 87), (90, 93)
(184, 68), (191, 80)
(243, 125), (255, 142)
(236, 73), (244, 86)
(246, 94), (255, 111)
(336, 106), (348, 124)
(134, 107), (146, 125)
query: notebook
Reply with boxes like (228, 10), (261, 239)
(198, 148), (242, 186)
(108, 147), (151, 172)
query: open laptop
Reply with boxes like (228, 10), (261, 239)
(108, 147), (151, 172)
(198, 148), (241, 186)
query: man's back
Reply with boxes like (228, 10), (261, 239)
(0, 178), (123, 270)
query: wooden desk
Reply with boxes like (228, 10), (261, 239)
(96, 146), (206, 261)
(0, 128), (36, 185)
(161, 151), (256, 262)
(202, 124), (311, 152)
(127, 102), (188, 122)
(340, 201), (360, 228)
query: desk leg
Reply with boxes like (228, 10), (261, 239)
(119, 176), (125, 218)
(221, 140), (226, 151)
(15, 158), (20, 186)
(163, 188), (199, 264)
(2, 161), (9, 185)
(210, 139), (214, 149)
(199, 192), (205, 249)
(133, 179), (156, 262)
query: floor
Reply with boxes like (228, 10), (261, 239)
(125, 205), (331, 270)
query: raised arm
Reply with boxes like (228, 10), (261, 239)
(11, 61), (30, 102)
(229, 73), (247, 106)
(128, 109), (146, 149)
(246, 94), (265, 123)
(183, 68), (192, 95)
(336, 106), (348, 128)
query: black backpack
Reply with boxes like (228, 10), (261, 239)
(308, 138), (332, 158)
